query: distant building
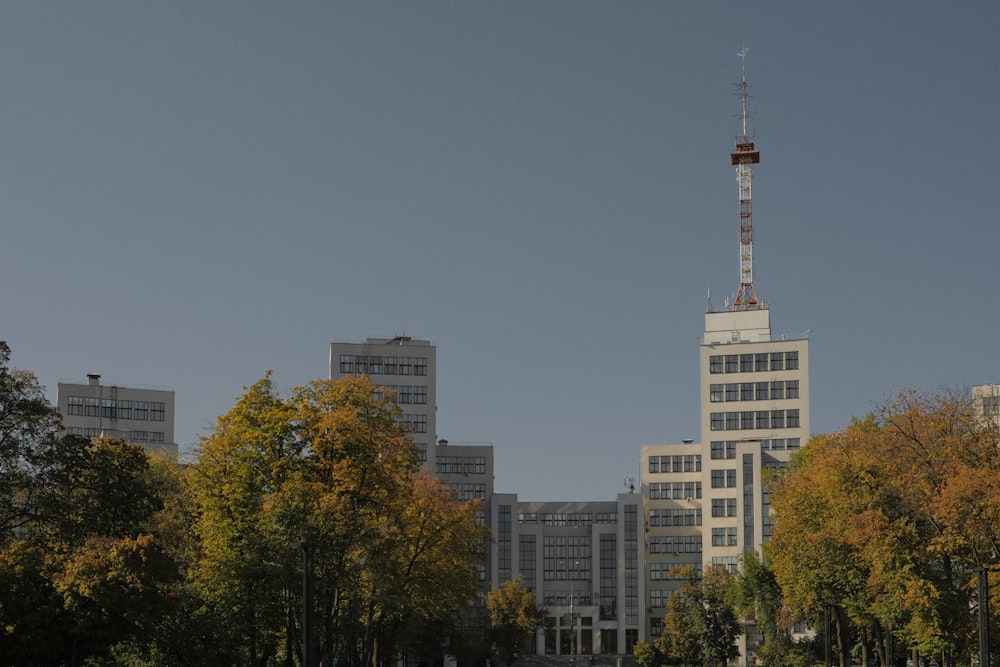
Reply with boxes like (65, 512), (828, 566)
(329, 336), (437, 465)
(57, 374), (177, 458)
(972, 383), (1000, 428)
(489, 492), (643, 657)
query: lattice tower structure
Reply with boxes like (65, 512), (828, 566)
(731, 73), (761, 310)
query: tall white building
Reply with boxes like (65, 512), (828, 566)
(57, 374), (177, 458)
(329, 336), (437, 465)
(641, 308), (810, 660)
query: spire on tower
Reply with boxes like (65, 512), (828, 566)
(731, 47), (761, 311)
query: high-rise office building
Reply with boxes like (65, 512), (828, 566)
(329, 336), (437, 465)
(57, 374), (177, 458)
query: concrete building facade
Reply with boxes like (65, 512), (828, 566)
(329, 336), (437, 465)
(489, 493), (644, 658)
(641, 306), (810, 662)
(57, 374), (177, 458)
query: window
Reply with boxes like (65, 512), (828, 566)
(133, 401), (149, 420)
(85, 397), (100, 417)
(739, 411), (753, 429)
(684, 455), (700, 472)
(711, 470), (725, 488)
(727, 528), (738, 546)
(709, 355), (723, 374)
(771, 410), (785, 429)
(648, 483), (662, 500)
(756, 411), (770, 429)
(725, 412), (739, 430)
(786, 380), (799, 399)
(684, 481), (701, 499)
(149, 402), (165, 421)
(710, 413), (724, 431)
(725, 384), (739, 401)
(711, 499), (727, 517)
(756, 382), (769, 400)
(100, 399), (115, 419)
(741, 383), (754, 401)
(785, 351), (799, 370)
(648, 456), (660, 473)
(711, 528), (726, 546)
(726, 498), (737, 516)
(68, 396), (84, 416)
(770, 381), (784, 400)
(983, 395), (999, 415)
(787, 438), (802, 450)
(770, 352), (783, 371)
(117, 400), (132, 419)
(787, 409), (800, 428)
(725, 355), (738, 373)
(726, 470), (737, 487)
(339, 355), (354, 373)
(755, 353), (769, 371)
(710, 384), (723, 402)
(740, 354), (753, 372)
(710, 441), (725, 459)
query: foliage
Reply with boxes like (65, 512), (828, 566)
(769, 389), (1000, 666)
(188, 373), (490, 667)
(487, 576), (547, 667)
(632, 639), (660, 666)
(697, 565), (741, 667)
(0, 341), (61, 540)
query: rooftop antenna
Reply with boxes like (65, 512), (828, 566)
(731, 46), (762, 310)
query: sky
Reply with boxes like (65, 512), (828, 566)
(2, 2), (998, 502)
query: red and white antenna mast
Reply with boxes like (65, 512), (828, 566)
(731, 47), (761, 310)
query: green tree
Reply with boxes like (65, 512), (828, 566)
(0, 341), (61, 540)
(696, 565), (741, 667)
(487, 576), (546, 667)
(656, 568), (701, 666)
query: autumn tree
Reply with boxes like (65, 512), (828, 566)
(487, 576), (547, 667)
(769, 389), (1000, 667)
(188, 373), (490, 667)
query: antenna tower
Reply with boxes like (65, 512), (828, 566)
(731, 47), (761, 310)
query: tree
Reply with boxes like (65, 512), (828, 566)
(487, 576), (546, 667)
(697, 565), (741, 667)
(656, 568), (701, 666)
(0, 341), (61, 540)
(188, 373), (490, 667)
(769, 390), (1000, 667)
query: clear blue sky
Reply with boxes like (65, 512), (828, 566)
(2, 3), (997, 501)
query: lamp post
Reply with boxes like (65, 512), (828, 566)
(293, 542), (316, 667)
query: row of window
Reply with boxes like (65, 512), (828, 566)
(650, 562), (702, 580)
(648, 535), (701, 554)
(711, 469), (737, 488)
(711, 527), (739, 546)
(709, 351), (799, 374)
(67, 427), (165, 443)
(446, 483), (486, 501)
(709, 409), (801, 431)
(647, 482), (701, 500)
(396, 414), (428, 433)
(518, 512), (618, 525)
(647, 455), (702, 474)
(710, 380), (799, 402)
(436, 456), (486, 475)
(66, 397), (166, 421)
(339, 355), (428, 376)
(372, 385), (427, 404)
(711, 498), (737, 517)
(983, 395), (999, 415)
(649, 508), (702, 527)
